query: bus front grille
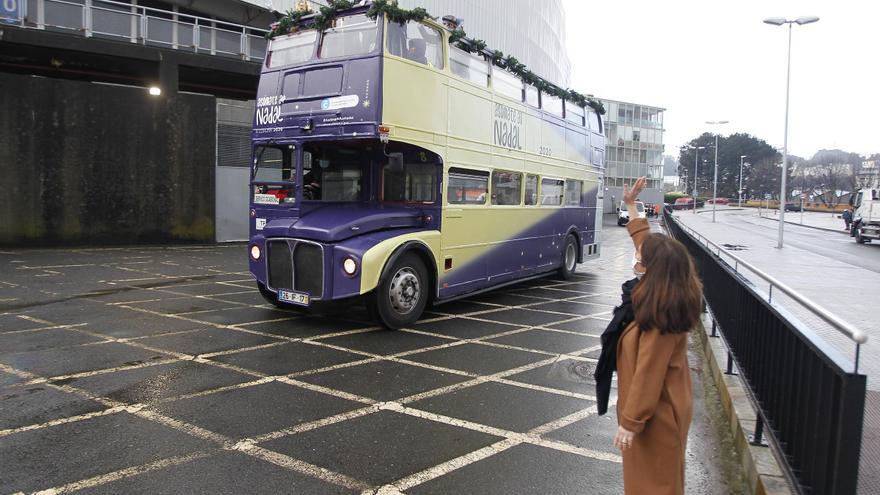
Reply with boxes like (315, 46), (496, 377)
(267, 241), (293, 290)
(293, 243), (323, 298)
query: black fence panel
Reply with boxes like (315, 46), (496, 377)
(663, 210), (866, 495)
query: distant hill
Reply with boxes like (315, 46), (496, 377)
(663, 155), (678, 176)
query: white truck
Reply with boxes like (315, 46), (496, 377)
(618, 200), (646, 226)
(852, 188), (880, 243)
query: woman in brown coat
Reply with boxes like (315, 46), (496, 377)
(612, 177), (702, 495)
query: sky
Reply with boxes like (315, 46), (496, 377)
(564, 0), (879, 160)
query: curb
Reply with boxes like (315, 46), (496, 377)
(696, 314), (793, 495)
(755, 215), (847, 234)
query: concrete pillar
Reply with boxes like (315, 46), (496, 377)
(158, 55), (178, 96)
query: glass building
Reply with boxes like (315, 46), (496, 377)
(600, 99), (665, 210)
(264, 0), (571, 86)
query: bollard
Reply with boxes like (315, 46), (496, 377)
(749, 416), (769, 446)
(725, 351), (737, 375)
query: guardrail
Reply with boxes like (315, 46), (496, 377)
(4, 0), (268, 61)
(663, 208), (866, 495)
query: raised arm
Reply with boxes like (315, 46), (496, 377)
(623, 177), (650, 249)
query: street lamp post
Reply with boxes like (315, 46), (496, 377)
(706, 120), (729, 222)
(764, 15), (820, 248)
(691, 146), (705, 214)
(739, 155), (747, 207)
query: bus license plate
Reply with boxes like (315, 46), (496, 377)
(278, 289), (309, 306)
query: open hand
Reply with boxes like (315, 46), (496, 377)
(623, 177), (647, 205)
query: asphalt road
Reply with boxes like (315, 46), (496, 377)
(715, 208), (880, 274)
(0, 220), (733, 494)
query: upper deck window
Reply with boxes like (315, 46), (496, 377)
(319, 14), (379, 59)
(450, 47), (488, 87)
(565, 101), (585, 126)
(387, 21), (444, 69)
(543, 94), (563, 118)
(267, 30), (317, 69)
(493, 68), (523, 101)
(525, 86), (539, 107)
(587, 110), (602, 133)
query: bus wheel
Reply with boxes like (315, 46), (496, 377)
(257, 282), (306, 312)
(557, 235), (578, 280)
(370, 253), (428, 329)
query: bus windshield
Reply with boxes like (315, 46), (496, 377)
(302, 142), (366, 201)
(253, 145), (293, 182)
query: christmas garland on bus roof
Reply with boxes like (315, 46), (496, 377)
(267, 0), (604, 115)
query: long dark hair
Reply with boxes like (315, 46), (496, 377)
(631, 234), (703, 334)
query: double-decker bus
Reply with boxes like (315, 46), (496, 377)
(248, 5), (605, 328)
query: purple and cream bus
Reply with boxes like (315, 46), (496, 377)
(248, 5), (605, 328)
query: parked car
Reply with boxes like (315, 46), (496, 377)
(673, 197), (695, 210)
(784, 203), (802, 212)
(618, 200), (647, 226)
(706, 197), (730, 205)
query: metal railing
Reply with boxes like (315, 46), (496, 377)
(663, 208), (866, 495)
(10, 0), (268, 61)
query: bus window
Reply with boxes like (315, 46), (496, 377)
(565, 101), (585, 126)
(564, 180), (582, 206)
(492, 68), (523, 101)
(382, 162), (436, 203)
(588, 110), (602, 132)
(267, 30), (317, 69)
(543, 94), (563, 118)
(524, 174), (538, 205)
(491, 171), (522, 205)
(252, 145), (290, 182)
(386, 21), (444, 69)
(525, 86), (539, 107)
(448, 168), (488, 204)
(302, 144), (363, 201)
(449, 46), (488, 86)
(541, 178), (564, 205)
(319, 14), (379, 59)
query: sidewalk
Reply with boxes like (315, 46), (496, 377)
(672, 209), (880, 494)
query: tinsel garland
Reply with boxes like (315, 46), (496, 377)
(266, 0), (604, 114)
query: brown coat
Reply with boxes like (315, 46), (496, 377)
(617, 218), (693, 495)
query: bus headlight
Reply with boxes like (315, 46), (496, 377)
(250, 245), (262, 261)
(342, 257), (358, 276)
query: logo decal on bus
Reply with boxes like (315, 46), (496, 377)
(321, 94), (360, 111)
(256, 94), (284, 126)
(494, 103), (523, 151)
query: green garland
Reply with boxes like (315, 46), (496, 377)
(266, 1), (604, 114)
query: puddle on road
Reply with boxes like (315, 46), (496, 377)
(721, 244), (749, 251)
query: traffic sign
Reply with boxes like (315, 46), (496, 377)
(0, 0), (22, 24)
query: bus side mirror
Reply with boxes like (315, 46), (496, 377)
(388, 153), (404, 173)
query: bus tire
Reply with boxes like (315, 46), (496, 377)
(557, 234), (578, 280)
(257, 282), (306, 312)
(369, 253), (428, 329)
